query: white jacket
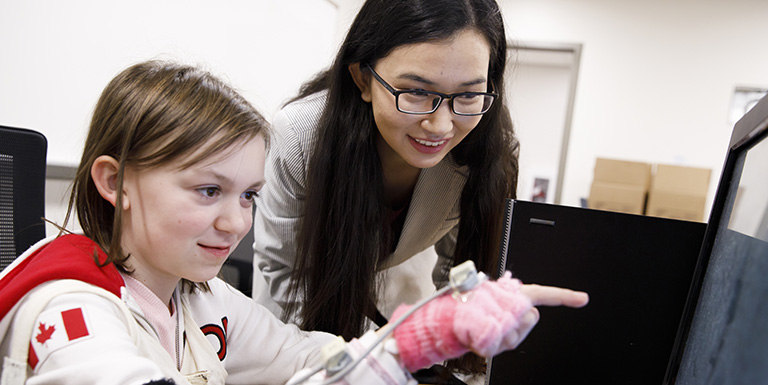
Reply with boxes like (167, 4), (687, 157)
(1, 235), (411, 385)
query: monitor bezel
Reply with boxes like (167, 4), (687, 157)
(664, 93), (768, 383)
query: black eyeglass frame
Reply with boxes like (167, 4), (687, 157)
(365, 64), (497, 116)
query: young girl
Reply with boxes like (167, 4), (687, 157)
(0, 60), (588, 385)
(0, 60), (335, 384)
(252, 0), (524, 374)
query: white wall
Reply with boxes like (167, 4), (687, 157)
(500, 0), (768, 211)
(0, 0), (339, 167)
(1, 0), (341, 234)
(2, 0), (768, 231)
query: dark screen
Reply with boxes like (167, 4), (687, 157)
(487, 200), (705, 384)
(671, 102), (768, 384)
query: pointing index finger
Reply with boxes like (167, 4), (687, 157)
(520, 284), (589, 308)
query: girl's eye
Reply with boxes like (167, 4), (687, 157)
(198, 186), (220, 198)
(242, 190), (259, 201)
(240, 190), (259, 208)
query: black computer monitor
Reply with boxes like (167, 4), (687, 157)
(485, 94), (768, 385)
(486, 200), (706, 384)
(666, 94), (768, 384)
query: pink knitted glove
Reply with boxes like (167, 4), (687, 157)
(391, 271), (532, 372)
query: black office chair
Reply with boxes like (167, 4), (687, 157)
(0, 125), (47, 270)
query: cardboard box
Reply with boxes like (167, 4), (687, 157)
(593, 158), (652, 189)
(589, 181), (647, 215)
(588, 158), (652, 215)
(646, 164), (711, 222)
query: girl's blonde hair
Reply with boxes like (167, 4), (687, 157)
(65, 60), (269, 289)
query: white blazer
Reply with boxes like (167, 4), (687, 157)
(252, 91), (468, 321)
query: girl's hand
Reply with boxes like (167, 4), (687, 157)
(496, 284), (589, 352)
(391, 273), (589, 371)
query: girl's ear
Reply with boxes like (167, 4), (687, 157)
(348, 62), (372, 102)
(91, 155), (129, 210)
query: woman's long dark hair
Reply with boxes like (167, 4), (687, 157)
(286, 0), (518, 372)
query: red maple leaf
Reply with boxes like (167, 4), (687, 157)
(35, 322), (56, 344)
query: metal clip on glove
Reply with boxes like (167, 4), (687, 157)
(391, 271), (533, 372)
(288, 330), (417, 385)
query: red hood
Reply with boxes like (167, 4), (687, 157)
(0, 234), (124, 320)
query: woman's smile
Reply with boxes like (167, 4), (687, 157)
(409, 136), (449, 153)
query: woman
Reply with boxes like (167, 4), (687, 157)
(253, 0), (522, 374)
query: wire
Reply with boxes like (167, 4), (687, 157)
(284, 286), (452, 385)
(315, 284), (455, 384)
(287, 262), (488, 385)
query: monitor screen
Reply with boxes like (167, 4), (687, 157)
(486, 199), (705, 385)
(667, 94), (768, 384)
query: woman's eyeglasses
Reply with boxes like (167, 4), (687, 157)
(366, 64), (497, 116)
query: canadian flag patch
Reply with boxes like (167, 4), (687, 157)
(28, 307), (92, 369)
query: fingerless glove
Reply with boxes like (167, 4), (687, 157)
(391, 272), (532, 372)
